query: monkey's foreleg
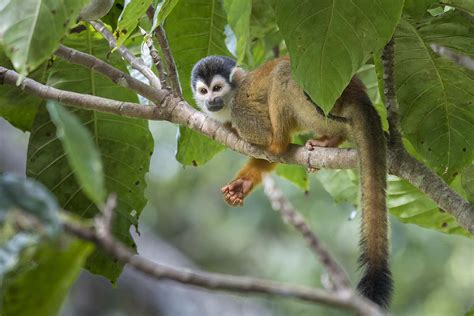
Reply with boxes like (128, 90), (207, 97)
(221, 158), (277, 206)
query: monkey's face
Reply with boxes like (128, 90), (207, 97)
(192, 75), (234, 123)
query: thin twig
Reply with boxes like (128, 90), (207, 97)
(381, 38), (403, 145)
(263, 177), (351, 291)
(1, 65), (473, 234)
(61, 219), (382, 315)
(145, 36), (169, 88)
(89, 20), (162, 90)
(146, 5), (182, 98)
(54, 45), (165, 103)
(430, 44), (474, 71)
(96, 193), (117, 236)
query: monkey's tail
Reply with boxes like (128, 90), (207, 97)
(350, 98), (392, 308)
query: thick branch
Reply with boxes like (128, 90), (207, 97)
(0, 66), (472, 234)
(263, 177), (351, 290)
(62, 220), (382, 315)
(89, 20), (162, 90)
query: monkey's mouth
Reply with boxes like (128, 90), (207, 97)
(207, 104), (224, 112)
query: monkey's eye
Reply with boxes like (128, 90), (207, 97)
(213, 85), (222, 92)
(200, 88), (208, 94)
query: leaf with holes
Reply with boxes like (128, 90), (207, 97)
(395, 13), (474, 180)
(166, 0), (232, 166)
(0, 0), (88, 75)
(26, 29), (153, 281)
(115, 0), (152, 47)
(47, 102), (106, 206)
(275, 0), (404, 113)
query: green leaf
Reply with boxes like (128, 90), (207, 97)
(395, 13), (474, 179)
(404, 0), (437, 20)
(27, 29), (153, 281)
(223, 0), (251, 64)
(175, 126), (225, 166)
(151, 0), (179, 31)
(165, 0), (232, 166)
(46, 102), (106, 206)
(317, 169), (358, 205)
(443, 0), (474, 15)
(0, 49), (46, 131)
(115, 0), (152, 47)
(0, 0), (88, 75)
(0, 174), (60, 234)
(1, 239), (94, 316)
(461, 164), (474, 204)
(276, 165), (308, 191)
(275, 0), (404, 113)
(387, 175), (469, 236)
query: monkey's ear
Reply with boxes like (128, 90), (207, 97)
(230, 67), (246, 86)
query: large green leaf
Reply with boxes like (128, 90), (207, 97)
(165, 0), (232, 166)
(1, 239), (93, 316)
(115, 0), (152, 47)
(26, 29), (153, 281)
(47, 103), (106, 206)
(0, 233), (39, 278)
(275, 0), (404, 113)
(395, 13), (474, 179)
(223, 0), (251, 64)
(0, 0), (88, 75)
(0, 49), (46, 131)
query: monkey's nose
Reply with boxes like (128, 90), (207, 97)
(207, 97), (224, 112)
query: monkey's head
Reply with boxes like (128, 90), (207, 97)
(191, 56), (241, 123)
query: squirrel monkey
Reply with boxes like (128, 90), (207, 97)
(191, 56), (392, 308)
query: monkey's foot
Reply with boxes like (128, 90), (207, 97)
(305, 136), (343, 151)
(221, 178), (253, 206)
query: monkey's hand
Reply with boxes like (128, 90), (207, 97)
(221, 178), (254, 206)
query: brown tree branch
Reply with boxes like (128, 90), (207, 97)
(145, 36), (169, 88)
(89, 20), (162, 90)
(0, 66), (472, 234)
(146, 5), (183, 98)
(430, 44), (474, 71)
(54, 44), (165, 104)
(263, 177), (351, 290)
(62, 218), (383, 315)
(381, 38), (403, 145)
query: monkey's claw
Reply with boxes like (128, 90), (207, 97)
(221, 178), (253, 206)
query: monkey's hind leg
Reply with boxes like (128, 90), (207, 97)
(221, 158), (276, 206)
